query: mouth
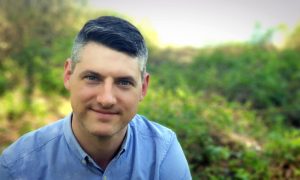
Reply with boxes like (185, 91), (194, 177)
(89, 108), (120, 120)
(91, 109), (119, 114)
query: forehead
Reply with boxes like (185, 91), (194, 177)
(75, 42), (141, 78)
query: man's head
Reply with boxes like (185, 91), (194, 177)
(70, 16), (148, 77)
(64, 16), (150, 139)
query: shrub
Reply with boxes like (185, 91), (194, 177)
(138, 84), (269, 178)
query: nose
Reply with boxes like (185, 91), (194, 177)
(96, 81), (117, 108)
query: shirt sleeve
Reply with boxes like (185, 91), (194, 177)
(159, 133), (192, 180)
(0, 156), (13, 180)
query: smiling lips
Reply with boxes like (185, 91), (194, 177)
(89, 108), (120, 120)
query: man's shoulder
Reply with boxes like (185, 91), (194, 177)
(0, 117), (66, 167)
(131, 114), (176, 142)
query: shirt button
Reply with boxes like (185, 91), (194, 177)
(81, 159), (86, 165)
(103, 176), (107, 180)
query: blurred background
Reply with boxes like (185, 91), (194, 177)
(0, 0), (300, 179)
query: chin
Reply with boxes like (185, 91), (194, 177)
(89, 128), (114, 138)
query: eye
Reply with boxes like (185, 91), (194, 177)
(117, 80), (134, 87)
(84, 75), (99, 82)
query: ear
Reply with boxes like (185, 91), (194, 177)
(140, 73), (150, 101)
(64, 59), (72, 90)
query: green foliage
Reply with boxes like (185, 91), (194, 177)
(144, 31), (300, 177)
(139, 85), (270, 179)
(191, 45), (300, 126)
(0, 0), (83, 101)
(148, 43), (300, 126)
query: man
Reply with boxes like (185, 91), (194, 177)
(0, 16), (191, 179)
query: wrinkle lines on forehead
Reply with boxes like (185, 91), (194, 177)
(80, 42), (139, 67)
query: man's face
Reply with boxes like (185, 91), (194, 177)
(64, 42), (149, 138)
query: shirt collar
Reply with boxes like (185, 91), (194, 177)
(63, 113), (87, 161)
(63, 113), (131, 162)
(116, 121), (130, 158)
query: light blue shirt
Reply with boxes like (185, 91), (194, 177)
(0, 114), (191, 180)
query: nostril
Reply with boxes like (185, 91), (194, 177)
(96, 92), (117, 108)
(97, 96), (115, 107)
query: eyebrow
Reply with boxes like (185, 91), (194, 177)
(79, 70), (102, 78)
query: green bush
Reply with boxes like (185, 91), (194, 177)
(149, 44), (300, 126)
(138, 84), (269, 178)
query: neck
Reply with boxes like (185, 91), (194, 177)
(71, 117), (127, 170)
(89, 136), (125, 169)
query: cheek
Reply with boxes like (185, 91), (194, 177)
(71, 86), (96, 103)
(119, 91), (141, 109)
